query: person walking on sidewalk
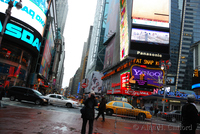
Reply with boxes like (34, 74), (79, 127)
(0, 83), (5, 107)
(95, 95), (106, 122)
(180, 94), (200, 134)
(81, 91), (97, 134)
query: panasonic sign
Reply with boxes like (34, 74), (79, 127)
(0, 20), (41, 51)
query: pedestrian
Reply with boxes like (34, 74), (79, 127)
(0, 83), (5, 107)
(95, 95), (106, 122)
(142, 105), (145, 110)
(154, 107), (159, 117)
(150, 106), (153, 115)
(81, 91), (97, 134)
(180, 94), (200, 134)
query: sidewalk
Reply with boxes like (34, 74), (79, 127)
(0, 105), (198, 134)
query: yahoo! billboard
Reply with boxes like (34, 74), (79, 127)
(130, 64), (164, 88)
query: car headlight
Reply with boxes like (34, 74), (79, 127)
(43, 99), (47, 102)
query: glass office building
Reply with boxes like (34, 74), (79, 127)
(175, 0), (200, 90)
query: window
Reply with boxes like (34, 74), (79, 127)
(57, 96), (62, 99)
(16, 88), (26, 93)
(28, 90), (34, 94)
(113, 102), (123, 107)
(124, 103), (132, 109)
(49, 95), (56, 98)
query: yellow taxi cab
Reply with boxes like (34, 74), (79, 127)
(106, 101), (152, 120)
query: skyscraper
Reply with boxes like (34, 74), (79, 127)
(175, 0), (200, 90)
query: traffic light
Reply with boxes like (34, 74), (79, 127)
(194, 69), (199, 77)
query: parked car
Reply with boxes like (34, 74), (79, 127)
(7, 86), (48, 105)
(105, 101), (152, 120)
(161, 110), (181, 122)
(45, 94), (79, 108)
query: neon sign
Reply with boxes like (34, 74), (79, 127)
(102, 59), (160, 80)
(154, 89), (200, 99)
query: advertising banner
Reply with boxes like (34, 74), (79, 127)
(85, 71), (103, 94)
(0, 0), (51, 36)
(130, 65), (164, 88)
(39, 24), (54, 79)
(130, 0), (170, 60)
(0, 0), (51, 52)
(120, 71), (130, 90)
(107, 89), (152, 96)
(120, 0), (129, 61)
(132, 0), (169, 28)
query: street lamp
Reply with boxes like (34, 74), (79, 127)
(161, 60), (171, 112)
(0, 0), (22, 47)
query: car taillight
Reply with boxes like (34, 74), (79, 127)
(164, 113), (167, 115)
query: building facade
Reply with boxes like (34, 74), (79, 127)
(176, 0), (200, 90)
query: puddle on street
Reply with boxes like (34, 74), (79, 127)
(53, 126), (68, 132)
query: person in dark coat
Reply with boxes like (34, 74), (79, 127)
(81, 91), (97, 134)
(180, 94), (199, 134)
(95, 95), (106, 122)
(0, 83), (5, 107)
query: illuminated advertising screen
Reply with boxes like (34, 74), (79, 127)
(39, 24), (54, 79)
(132, 0), (169, 28)
(192, 73), (200, 89)
(0, 0), (51, 52)
(166, 76), (175, 85)
(120, 71), (130, 90)
(131, 28), (169, 44)
(0, 0), (50, 36)
(130, 0), (170, 60)
(130, 65), (164, 88)
(120, 0), (129, 61)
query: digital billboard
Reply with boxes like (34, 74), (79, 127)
(132, 0), (169, 28)
(0, 0), (51, 52)
(130, 65), (164, 88)
(130, 0), (170, 60)
(166, 76), (175, 85)
(39, 24), (54, 79)
(120, 0), (129, 61)
(0, 0), (51, 36)
(131, 28), (169, 44)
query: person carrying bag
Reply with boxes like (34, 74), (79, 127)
(81, 91), (97, 134)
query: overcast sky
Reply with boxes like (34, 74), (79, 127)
(62, 0), (97, 88)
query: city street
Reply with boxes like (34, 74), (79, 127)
(1, 97), (200, 134)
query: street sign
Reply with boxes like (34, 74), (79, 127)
(82, 83), (87, 88)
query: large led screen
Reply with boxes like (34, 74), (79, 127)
(130, 65), (164, 88)
(39, 24), (54, 79)
(131, 28), (169, 44)
(120, 0), (129, 61)
(132, 0), (169, 28)
(0, 0), (51, 52)
(129, 0), (170, 60)
(0, 0), (50, 36)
